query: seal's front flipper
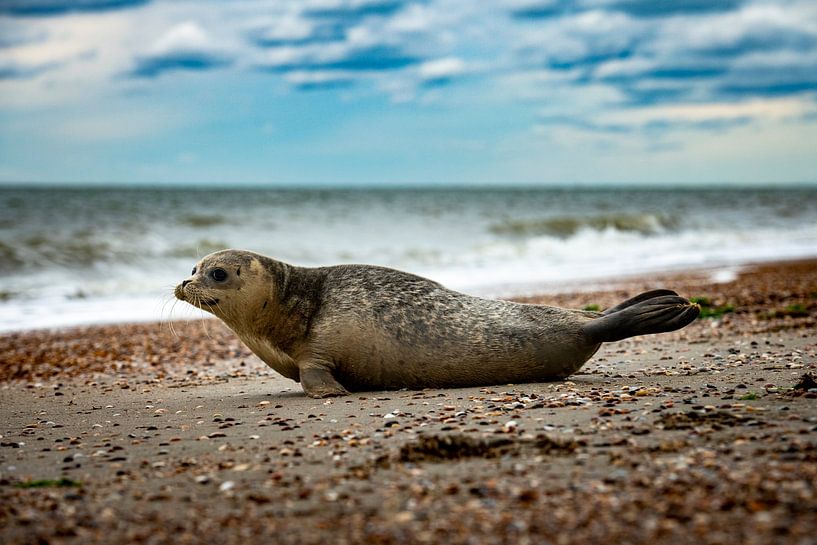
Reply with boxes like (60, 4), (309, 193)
(582, 294), (700, 343)
(300, 367), (350, 398)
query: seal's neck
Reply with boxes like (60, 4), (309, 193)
(239, 259), (326, 357)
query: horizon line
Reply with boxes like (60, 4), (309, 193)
(2, 180), (817, 191)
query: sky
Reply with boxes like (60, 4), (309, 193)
(1, 0), (816, 187)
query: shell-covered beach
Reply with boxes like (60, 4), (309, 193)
(2, 259), (815, 545)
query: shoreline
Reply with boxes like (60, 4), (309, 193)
(1, 258), (816, 544)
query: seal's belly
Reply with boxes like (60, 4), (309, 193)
(331, 322), (600, 391)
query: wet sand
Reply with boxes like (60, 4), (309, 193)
(1, 259), (816, 545)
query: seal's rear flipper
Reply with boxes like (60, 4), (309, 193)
(601, 289), (678, 315)
(583, 294), (700, 343)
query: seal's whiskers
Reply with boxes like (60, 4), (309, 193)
(158, 292), (180, 338)
(193, 293), (214, 340)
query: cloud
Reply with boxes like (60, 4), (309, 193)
(618, 85), (691, 106)
(128, 22), (231, 78)
(0, 59), (59, 79)
(305, 0), (407, 21)
(0, 0), (149, 17)
(606, 96), (817, 125)
(651, 4), (817, 56)
(510, 0), (746, 20)
(609, 0), (745, 18)
(49, 106), (184, 141)
(248, 19), (346, 48)
(417, 56), (467, 85)
(418, 56), (465, 79)
(719, 80), (817, 97)
(513, 9), (646, 71)
(247, 0), (423, 49)
(284, 70), (355, 90)
(646, 116), (753, 132)
(535, 95), (813, 142)
(530, 70), (817, 145)
(510, 1), (817, 111)
(382, 2), (453, 33)
(130, 52), (230, 78)
(715, 49), (817, 97)
(0, 21), (47, 48)
(258, 43), (420, 73)
(510, 1), (567, 20)
(248, 1), (440, 89)
(537, 114), (631, 133)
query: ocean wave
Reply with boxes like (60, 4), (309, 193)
(0, 232), (142, 272)
(166, 239), (231, 259)
(0, 240), (26, 273)
(488, 213), (680, 239)
(179, 214), (226, 227)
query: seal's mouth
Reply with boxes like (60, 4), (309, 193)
(174, 284), (218, 308)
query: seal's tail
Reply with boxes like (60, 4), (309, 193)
(582, 291), (700, 343)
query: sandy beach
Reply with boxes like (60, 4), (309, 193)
(1, 259), (815, 545)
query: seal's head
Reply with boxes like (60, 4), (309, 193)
(174, 249), (266, 323)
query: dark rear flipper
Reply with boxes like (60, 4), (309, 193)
(583, 293), (700, 343)
(601, 289), (678, 315)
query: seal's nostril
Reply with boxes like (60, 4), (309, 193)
(181, 279), (192, 288)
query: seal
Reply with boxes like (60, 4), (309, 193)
(175, 249), (700, 398)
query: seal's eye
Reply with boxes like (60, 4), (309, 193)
(211, 268), (228, 282)
(191, 267), (197, 275)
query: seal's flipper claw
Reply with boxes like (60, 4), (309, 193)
(301, 367), (350, 398)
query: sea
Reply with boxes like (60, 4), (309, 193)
(1, 186), (816, 332)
